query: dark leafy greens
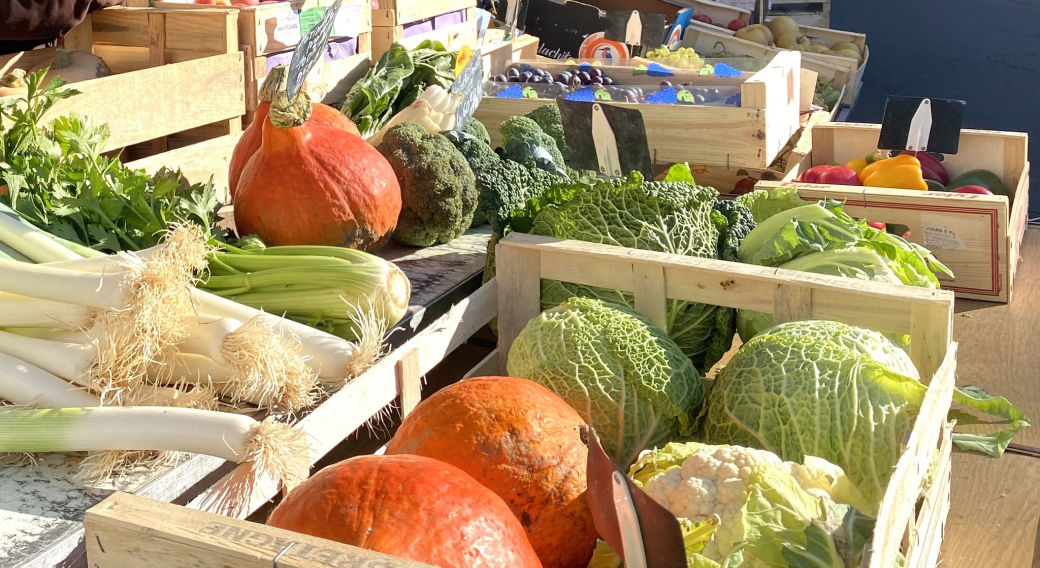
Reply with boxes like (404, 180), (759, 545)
(0, 70), (224, 253)
(341, 41), (456, 138)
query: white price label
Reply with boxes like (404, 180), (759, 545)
(924, 225), (967, 251)
(273, 11), (302, 47)
(333, 4), (363, 38)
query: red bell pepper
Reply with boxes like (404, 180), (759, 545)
(798, 165), (863, 186)
(867, 221), (887, 230)
(901, 151), (949, 186)
(952, 185), (994, 195)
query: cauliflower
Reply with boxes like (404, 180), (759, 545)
(628, 442), (873, 568)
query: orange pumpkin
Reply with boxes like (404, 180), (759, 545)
(267, 454), (543, 568)
(233, 92), (401, 250)
(228, 66), (359, 201)
(386, 377), (598, 568)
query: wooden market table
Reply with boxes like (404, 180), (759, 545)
(942, 225), (1040, 567)
(0, 229), (491, 568)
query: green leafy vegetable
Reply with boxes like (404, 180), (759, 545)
(341, 41), (456, 138)
(0, 70), (223, 253)
(701, 320), (1030, 509)
(506, 296), (702, 467)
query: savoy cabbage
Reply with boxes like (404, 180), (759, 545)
(506, 297), (702, 467)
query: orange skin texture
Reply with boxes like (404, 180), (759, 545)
(233, 116), (401, 251)
(386, 377), (598, 568)
(267, 454), (543, 568)
(229, 102), (359, 200)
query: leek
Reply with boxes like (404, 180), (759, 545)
(0, 407), (309, 512)
(0, 353), (100, 407)
(0, 292), (92, 329)
(0, 201), (80, 263)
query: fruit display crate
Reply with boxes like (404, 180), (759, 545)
(79, 231), (958, 568)
(147, 0), (374, 117)
(479, 34), (541, 79)
(475, 50), (803, 171)
(757, 123), (1030, 304)
(681, 0), (752, 36)
(768, 0), (831, 29)
(681, 22), (866, 107)
(370, 0), (477, 61)
(0, 8), (246, 157)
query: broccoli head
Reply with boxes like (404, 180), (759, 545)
(463, 117), (491, 147)
(378, 122), (477, 247)
(499, 116), (566, 166)
(476, 158), (564, 232)
(524, 104), (566, 162)
(442, 130), (499, 176)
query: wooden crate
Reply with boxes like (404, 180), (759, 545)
(756, 123), (1030, 304)
(476, 50), (802, 170)
(480, 34), (540, 79)
(682, 0), (752, 36)
(372, 7), (477, 62)
(146, 0), (373, 115)
(681, 22), (866, 106)
(769, 1), (831, 29)
(83, 231), (958, 568)
(0, 9), (246, 156)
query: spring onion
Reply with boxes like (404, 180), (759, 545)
(0, 353), (100, 407)
(0, 407), (309, 512)
(0, 292), (93, 329)
(0, 201), (81, 263)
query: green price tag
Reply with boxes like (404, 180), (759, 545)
(299, 7), (326, 37)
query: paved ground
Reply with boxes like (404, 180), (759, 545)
(834, 0), (1040, 219)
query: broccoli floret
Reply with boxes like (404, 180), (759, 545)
(442, 130), (499, 176)
(713, 199), (756, 262)
(499, 116), (566, 166)
(524, 104), (566, 162)
(463, 118), (491, 147)
(476, 159), (562, 232)
(378, 122), (477, 247)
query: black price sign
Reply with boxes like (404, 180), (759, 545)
(286, 0), (343, 100)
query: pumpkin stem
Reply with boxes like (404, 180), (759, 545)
(52, 48), (73, 70)
(259, 65), (289, 104)
(269, 91), (313, 129)
(1, 69), (27, 88)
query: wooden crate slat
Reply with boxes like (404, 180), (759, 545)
(126, 132), (244, 203)
(373, 0), (476, 27)
(24, 52), (245, 152)
(372, 16), (477, 61)
(85, 492), (439, 568)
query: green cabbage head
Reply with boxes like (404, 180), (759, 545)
(701, 320), (1029, 509)
(530, 172), (734, 371)
(506, 296), (703, 467)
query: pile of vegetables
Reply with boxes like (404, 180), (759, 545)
(734, 187), (953, 341)
(800, 150), (1013, 200)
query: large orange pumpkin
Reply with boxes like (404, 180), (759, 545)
(228, 66), (360, 201)
(267, 454), (543, 568)
(386, 377), (598, 568)
(233, 93), (401, 250)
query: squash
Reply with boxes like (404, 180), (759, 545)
(233, 92), (401, 250)
(30, 49), (111, 85)
(267, 454), (543, 568)
(228, 65), (360, 200)
(0, 69), (28, 98)
(386, 376), (598, 568)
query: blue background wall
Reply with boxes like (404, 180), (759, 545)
(833, 0), (1039, 219)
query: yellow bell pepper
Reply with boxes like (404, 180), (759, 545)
(845, 158), (868, 176)
(857, 154), (929, 191)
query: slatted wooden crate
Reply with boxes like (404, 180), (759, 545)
(682, 0), (752, 36)
(371, 0), (477, 61)
(0, 9), (246, 157)
(757, 122), (1030, 304)
(768, 0), (831, 28)
(475, 50), (803, 171)
(681, 22), (866, 107)
(148, 0), (373, 116)
(83, 231), (957, 568)
(479, 34), (541, 79)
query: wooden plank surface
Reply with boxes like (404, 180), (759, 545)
(0, 228), (492, 568)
